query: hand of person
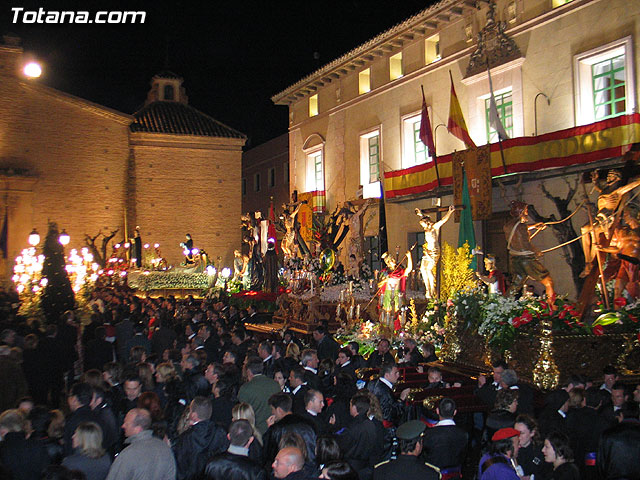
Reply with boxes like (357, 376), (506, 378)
(478, 374), (487, 387)
(453, 382), (462, 388)
(329, 414), (336, 425)
(416, 366), (423, 374)
(267, 415), (276, 428)
(448, 204), (456, 213)
(400, 388), (411, 401)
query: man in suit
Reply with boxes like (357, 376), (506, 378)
(335, 348), (357, 380)
(289, 366), (310, 415)
(500, 369), (534, 415)
(347, 341), (367, 370)
(422, 398), (468, 478)
(237, 357), (281, 435)
(367, 363), (410, 428)
(258, 340), (275, 378)
(84, 326), (115, 371)
(366, 339), (395, 368)
(313, 326), (339, 362)
(597, 401), (640, 480)
(300, 349), (321, 391)
(300, 389), (328, 435)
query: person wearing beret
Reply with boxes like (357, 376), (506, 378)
(373, 420), (440, 480)
(478, 427), (522, 480)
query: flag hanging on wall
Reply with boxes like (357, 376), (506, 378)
(447, 72), (477, 149)
(419, 90), (436, 158)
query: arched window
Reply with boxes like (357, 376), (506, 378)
(164, 84), (174, 101)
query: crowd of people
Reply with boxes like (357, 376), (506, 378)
(0, 286), (639, 480)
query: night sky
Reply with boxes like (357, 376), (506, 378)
(2, 1), (435, 147)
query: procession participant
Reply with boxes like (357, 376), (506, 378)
(504, 201), (556, 309)
(378, 250), (412, 329)
(415, 204), (455, 298)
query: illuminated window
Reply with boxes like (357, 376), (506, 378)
(254, 173), (261, 192)
(574, 37), (635, 125)
(359, 68), (371, 95)
(425, 35), (440, 64)
(402, 112), (431, 168)
(390, 52), (403, 81)
(484, 90), (513, 143)
(360, 129), (381, 199)
(163, 84), (174, 101)
(268, 167), (276, 188)
(309, 94), (318, 117)
(306, 149), (324, 192)
(552, 0), (573, 7)
(242, 178), (246, 196)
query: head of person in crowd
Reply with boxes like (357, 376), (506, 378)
(542, 431), (573, 470)
(102, 362), (122, 387)
(289, 366), (306, 390)
(129, 345), (146, 364)
(137, 362), (155, 391)
(181, 353), (200, 373)
(0, 409), (26, 438)
(204, 362), (223, 386)
(336, 348), (352, 367)
(428, 366), (444, 385)
(312, 325), (328, 344)
(437, 397), (456, 420)
(68, 382), (93, 412)
(301, 349), (319, 370)
(272, 446), (305, 479)
(258, 341), (273, 360)
(397, 420), (426, 456)
(563, 374), (586, 392)
(500, 369), (519, 389)
(347, 341), (359, 358)
(72, 422), (105, 459)
(495, 389), (519, 413)
(156, 362), (179, 384)
(514, 414), (541, 449)
(602, 365), (618, 391)
(244, 356), (265, 381)
(611, 382), (628, 409)
(492, 359), (508, 385)
(490, 427), (521, 459)
(305, 390), (324, 415)
(17, 396), (34, 416)
(349, 392), (370, 419)
(380, 362), (401, 386)
(232, 402), (261, 444)
(568, 387), (585, 409)
(188, 396), (212, 426)
(319, 461), (359, 480)
(137, 392), (164, 421)
(286, 342), (301, 361)
(377, 338), (391, 356)
(274, 369), (287, 390)
(315, 435), (341, 468)
(123, 374), (143, 402)
(269, 393), (293, 423)
(227, 419), (254, 449)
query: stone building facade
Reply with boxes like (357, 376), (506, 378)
(272, 0), (640, 298)
(0, 39), (245, 283)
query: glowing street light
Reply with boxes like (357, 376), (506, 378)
(23, 62), (42, 78)
(28, 229), (40, 247)
(58, 229), (70, 246)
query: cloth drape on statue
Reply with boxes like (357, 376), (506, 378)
(458, 172), (477, 271)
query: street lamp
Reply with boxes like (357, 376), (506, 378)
(23, 62), (42, 79)
(28, 229), (40, 247)
(58, 229), (70, 246)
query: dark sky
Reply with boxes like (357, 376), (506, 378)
(2, 1), (434, 147)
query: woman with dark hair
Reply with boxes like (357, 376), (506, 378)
(28, 406), (64, 465)
(210, 374), (237, 430)
(320, 461), (359, 480)
(137, 391), (168, 440)
(542, 431), (580, 480)
(316, 435), (342, 473)
(318, 359), (336, 396)
(325, 373), (357, 430)
(515, 414), (550, 480)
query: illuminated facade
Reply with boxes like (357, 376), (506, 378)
(272, 0), (640, 298)
(0, 38), (245, 283)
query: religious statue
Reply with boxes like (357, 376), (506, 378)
(233, 249), (249, 289)
(342, 200), (371, 278)
(378, 250), (413, 328)
(180, 233), (194, 265)
(415, 204), (455, 298)
(132, 226), (142, 268)
(476, 254), (506, 295)
(263, 238), (279, 293)
(581, 169), (640, 277)
(599, 205), (640, 303)
(281, 202), (303, 260)
(504, 201), (556, 308)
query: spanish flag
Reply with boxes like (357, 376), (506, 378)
(447, 71), (476, 149)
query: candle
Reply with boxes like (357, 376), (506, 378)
(356, 304), (361, 318)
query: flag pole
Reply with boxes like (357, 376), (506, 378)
(486, 54), (508, 174)
(421, 85), (440, 188)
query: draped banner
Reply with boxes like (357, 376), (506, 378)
(452, 145), (492, 221)
(384, 114), (640, 199)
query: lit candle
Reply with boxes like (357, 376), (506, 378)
(356, 304), (361, 318)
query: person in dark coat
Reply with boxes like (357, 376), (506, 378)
(484, 389), (519, 446)
(63, 383), (102, 456)
(366, 339), (395, 368)
(299, 389), (329, 436)
(262, 393), (317, 470)
(289, 366), (311, 415)
(422, 398), (468, 477)
(203, 419), (266, 480)
(538, 389), (569, 436)
(115, 316), (134, 363)
(28, 406), (64, 465)
(334, 348), (357, 380)
(181, 353), (211, 403)
(373, 420), (439, 480)
(335, 393), (383, 480)
(515, 414), (551, 480)
(300, 349), (321, 391)
(151, 318), (177, 358)
(367, 363), (410, 428)
(263, 239), (279, 293)
(84, 327), (115, 372)
(597, 401), (640, 480)
(312, 326), (339, 362)
(172, 396), (229, 480)
(0, 409), (50, 480)
(346, 341), (367, 371)
(272, 447), (312, 480)
(400, 338), (424, 367)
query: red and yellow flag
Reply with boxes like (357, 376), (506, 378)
(447, 73), (476, 149)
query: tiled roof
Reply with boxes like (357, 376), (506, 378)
(130, 101), (246, 139)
